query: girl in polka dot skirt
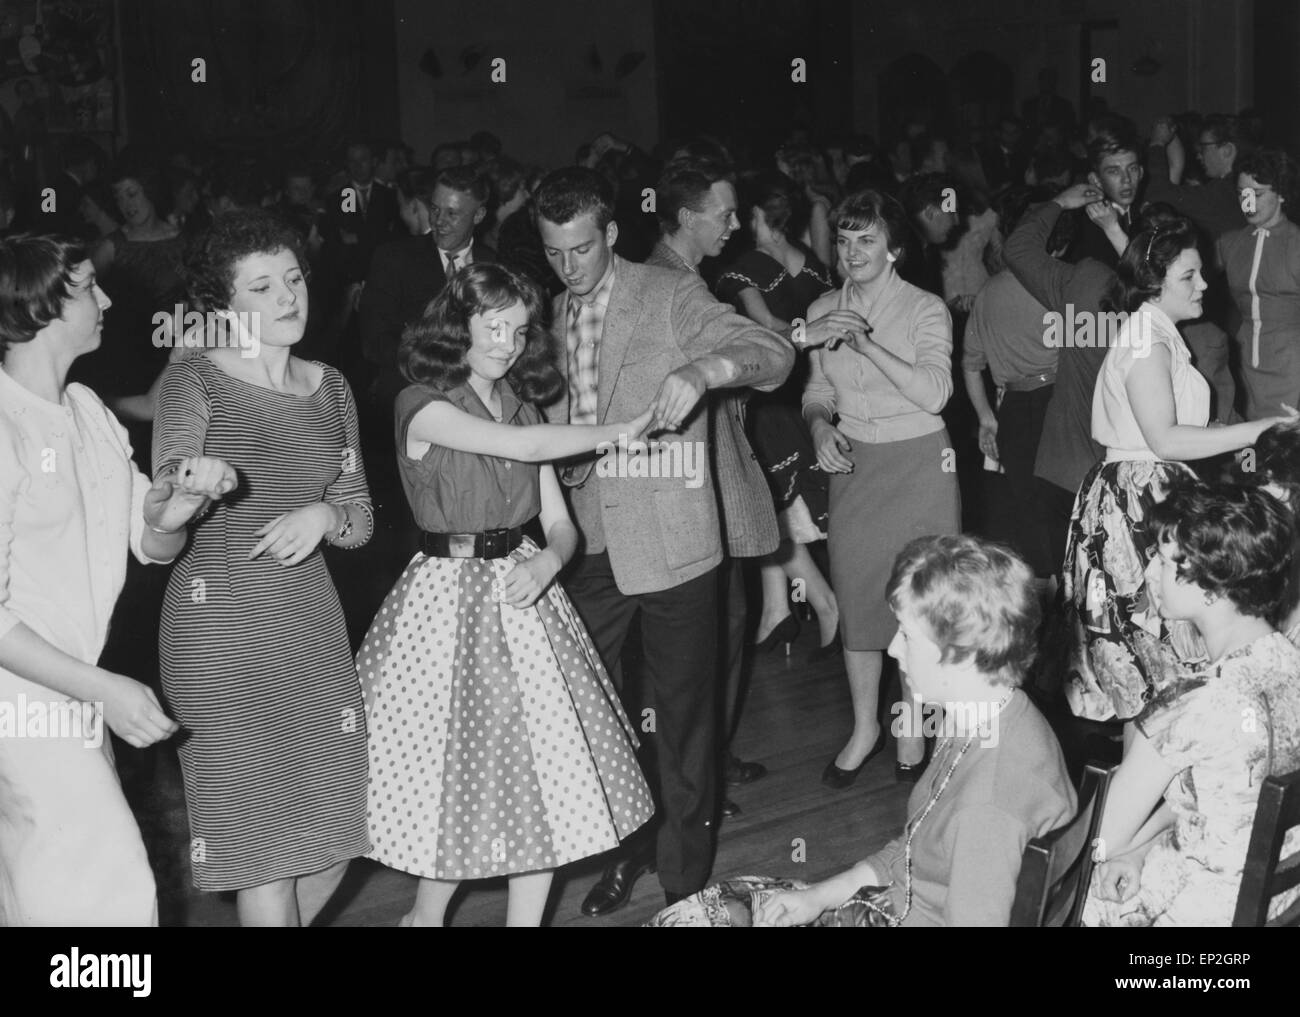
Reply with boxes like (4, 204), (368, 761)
(356, 264), (655, 926)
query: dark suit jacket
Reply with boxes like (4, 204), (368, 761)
(1004, 202), (1114, 494)
(360, 234), (497, 371)
(545, 256), (792, 594)
(322, 181), (400, 284)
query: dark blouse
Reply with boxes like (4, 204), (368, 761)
(395, 381), (543, 532)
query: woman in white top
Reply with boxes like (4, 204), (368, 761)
(0, 235), (235, 925)
(1063, 216), (1290, 723)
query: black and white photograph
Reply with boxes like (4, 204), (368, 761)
(0, 0), (1297, 980)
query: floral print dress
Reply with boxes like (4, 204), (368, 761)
(1084, 631), (1300, 926)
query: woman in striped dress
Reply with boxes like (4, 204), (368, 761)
(153, 209), (374, 926)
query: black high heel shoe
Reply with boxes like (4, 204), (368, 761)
(821, 729), (887, 789)
(809, 626), (843, 662)
(755, 614), (800, 655)
(894, 734), (935, 783)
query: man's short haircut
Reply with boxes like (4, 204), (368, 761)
(434, 165), (490, 205)
(655, 156), (732, 234)
(1086, 115), (1139, 171)
(534, 167), (616, 230)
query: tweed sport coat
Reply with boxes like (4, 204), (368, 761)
(546, 255), (792, 594)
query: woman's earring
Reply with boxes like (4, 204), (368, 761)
(1203, 590), (1219, 606)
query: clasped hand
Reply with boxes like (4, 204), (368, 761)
(143, 455), (238, 533)
(500, 549), (561, 609)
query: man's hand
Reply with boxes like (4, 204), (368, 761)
(650, 363), (707, 432)
(977, 415), (999, 461)
(1052, 182), (1103, 211)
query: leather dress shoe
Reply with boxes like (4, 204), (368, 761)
(725, 755), (768, 786)
(821, 729), (887, 789)
(580, 856), (656, 917)
(721, 797), (742, 818)
(894, 737), (934, 783)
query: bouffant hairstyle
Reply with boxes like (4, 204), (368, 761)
(183, 208), (308, 312)
(1104, 213), (1198, 313)
(1237, 147), (1299, 212)
(0, 234), (92, 355)
(534, 166), (616, 230)
(831, 188), (911, 267)
(885, 534), (1040, 688)
(399, 261), (563, 406)
(739, 169), (809, 243)
(1148, 480), (1296, 625)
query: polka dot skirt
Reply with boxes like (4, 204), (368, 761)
(356, 537), (655, 880)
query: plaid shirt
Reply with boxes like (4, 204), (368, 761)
(565, 263), (616, 425)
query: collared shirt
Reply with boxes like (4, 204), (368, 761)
(394, 381), (542, 531)
(566, 260), (617, 425)
(803, 271), (954, 443)
(0, 368), (162, 668)
(962, 269), (1057, 387)
(350, 180), (372, 214)
(438, 241), (474, 277)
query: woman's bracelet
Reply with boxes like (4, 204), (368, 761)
(324, 502), (375, 546)
(146, 520), (184, 536)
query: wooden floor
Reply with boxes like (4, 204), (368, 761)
(122, 621), (917, 928)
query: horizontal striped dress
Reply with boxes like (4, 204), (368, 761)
(153, 354), (371, 892)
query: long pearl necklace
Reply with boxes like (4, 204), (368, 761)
(852, 689), (1016, 927)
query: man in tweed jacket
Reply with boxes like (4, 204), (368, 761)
(537, 167), (792, 914)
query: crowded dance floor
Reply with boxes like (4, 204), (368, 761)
(2, 0), (1299, 952)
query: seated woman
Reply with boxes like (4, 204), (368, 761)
(647, 534), (1076, 927)
(1236, 417), (1300, 643)
(1086, 481), (1300, 926)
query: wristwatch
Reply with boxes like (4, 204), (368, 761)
(329, 505), (353, 544)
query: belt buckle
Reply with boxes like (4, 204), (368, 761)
(447, 533), (476, 557)
(481, 528), (507, 558)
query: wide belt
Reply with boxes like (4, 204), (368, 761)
(420, 527), (523, 559)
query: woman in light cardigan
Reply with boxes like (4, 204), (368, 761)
(804, 189), (959, 786)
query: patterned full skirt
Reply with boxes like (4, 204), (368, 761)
(1062, 459), (1206, 721)
(357, 537), (655, 880)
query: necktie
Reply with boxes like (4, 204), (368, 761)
(1248, 226), (1270, 368)
(446, 252), (461, 276)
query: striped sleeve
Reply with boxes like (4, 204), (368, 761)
(153, 358), (212, 475)
(324, 370), (373, 517)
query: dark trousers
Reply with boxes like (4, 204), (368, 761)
(565, 551), (719, 894)
(719, 555), (749, 745)
(996, 386), (1057, 578)
(1042, 478), (1080, 578)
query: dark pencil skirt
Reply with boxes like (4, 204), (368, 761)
(829, 429), (961, 651)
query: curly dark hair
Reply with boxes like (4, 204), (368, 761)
(1104, 213), (1198, 313)
(399, 262), (563, 406)
(183, 208), (308, 312)
(0, 234), (92, 356)
(1237, 147), (1299, 213)
(109, 151), (172, 220)
(1148, 479), (1296, 625)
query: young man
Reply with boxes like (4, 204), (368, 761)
(1066, 119), (1144, 268)
(536, 167), (793, 915)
